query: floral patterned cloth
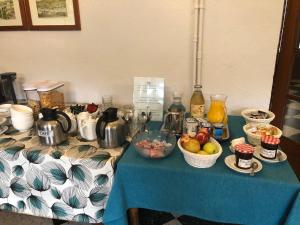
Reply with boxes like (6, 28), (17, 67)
(0, 127), (123, 224)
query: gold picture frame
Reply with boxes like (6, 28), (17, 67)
(25, 0), (80, 30)
(0, 0), (28, 30)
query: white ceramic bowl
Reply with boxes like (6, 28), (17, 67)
(11, 116), (34, 122)
(243, 123), (282, 146)
(11, 113), (33, 119)
(178, 138), (222, 168)
(12, 117), (34, 131)
(241, 108), (275, 124)
(10, 105), (33, 116)
(11, 113), (34, 124)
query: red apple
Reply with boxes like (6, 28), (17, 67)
(196, 131), (210, 145)
(199, 127), (209, 134)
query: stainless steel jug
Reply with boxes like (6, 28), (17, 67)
(96, 108), (127, 148)
(37, 108), (71, 146)
(161, 92), (185, 136)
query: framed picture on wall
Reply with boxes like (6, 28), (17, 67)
(0, 0), (28, 31)
(25, 0), (80, 30)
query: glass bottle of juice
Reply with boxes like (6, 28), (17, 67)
(190, 85), (205, 119)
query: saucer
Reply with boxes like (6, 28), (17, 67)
(0, 126), (8, 135)
(224, 155), (263, 174)
(0, 112), (10, 118)
(254, 146), (287, 163)
(0, 118), (7, 126)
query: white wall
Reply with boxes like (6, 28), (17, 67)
(0, 0), (284, 114)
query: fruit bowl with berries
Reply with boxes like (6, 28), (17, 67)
(178, 128), (222, 168)
(133, 130), (176, 159)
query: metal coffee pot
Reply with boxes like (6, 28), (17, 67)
(96, 108), (127, 148)
(37, 108), (72, 146)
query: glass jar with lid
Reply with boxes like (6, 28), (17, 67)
(36, 81), (65, 110)
(23, 83), (41, 119)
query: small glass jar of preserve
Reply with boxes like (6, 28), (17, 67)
(260, 135), (280, 159)
(235, 144), (254, 169)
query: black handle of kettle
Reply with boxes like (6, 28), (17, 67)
(56, 111), (72, 133)
(96, 116), (108, 140)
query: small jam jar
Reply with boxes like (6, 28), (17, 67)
(185, 117), (198, 137)
(235, 144), (254, 169)
(260, 135), (280, 159)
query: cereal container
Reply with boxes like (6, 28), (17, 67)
(23, 83), (41, 119)
(37, 81), (65, 110)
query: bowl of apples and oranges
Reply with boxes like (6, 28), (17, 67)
(178, 128), (222, 168)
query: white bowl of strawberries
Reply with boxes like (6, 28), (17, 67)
(178, 129), (222, 168)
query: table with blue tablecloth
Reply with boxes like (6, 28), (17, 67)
(103, 116), (300, 225)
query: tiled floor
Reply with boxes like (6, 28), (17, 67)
(283, 81), (300, 143)
(138, 209), (238, 225)
(0, 209), (238, 225)
(0, 211), (89, 225)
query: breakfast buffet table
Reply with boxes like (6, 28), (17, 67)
(0, 127), (124, 224)
(103, 116), (300, 225)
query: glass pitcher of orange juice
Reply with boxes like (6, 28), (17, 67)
(207, 94), (228, 124)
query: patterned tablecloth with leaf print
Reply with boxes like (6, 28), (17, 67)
(0, 127), (123, 224)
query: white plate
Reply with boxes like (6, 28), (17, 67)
(0, 112), (10, 118)
(224, 155), (263, 174)
(0, 104), (11, 117)
(253, 146), (287, 163)
(0, 126), (8, 135)
(0, 117), (7, 126)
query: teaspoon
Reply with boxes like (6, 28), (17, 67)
(250, 162), (258, 176)
(276, 151), (283, 162)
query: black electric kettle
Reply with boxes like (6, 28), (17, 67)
(37, 108), (72, 145)
(96, 108), (127, 148)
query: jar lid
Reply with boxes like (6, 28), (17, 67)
(37, 81), (64, 92)
(23, 82), (38, 91)
(235, 144), (254, 154)
(23, 80), (64, 92)
(261, 135), (280, 145)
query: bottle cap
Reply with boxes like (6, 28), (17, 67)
(194, 84), (202, 89)
(173, 91), (182, 98)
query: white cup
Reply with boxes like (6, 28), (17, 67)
(77, 112), (90, 136)
(77, 112), (97, 140)
(81, 119), (97, 141)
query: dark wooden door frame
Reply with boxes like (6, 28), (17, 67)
(270, 0), (300, 179)
(270, 0), (300, 126)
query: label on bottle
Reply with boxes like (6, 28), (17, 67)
(191, 104), (205, 119)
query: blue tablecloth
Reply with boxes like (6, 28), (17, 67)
(103, 116), (300, 225)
